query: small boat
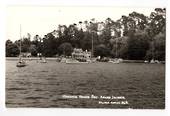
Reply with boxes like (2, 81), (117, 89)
(40, 59), (47, 63)
(108, 58), (122, 64)
(60, 58), (67, 63)
(16, 25), (27, 68)
(16, 61), (27, 67)
(66, 59), (88, 64)
(150, 59), (155, 64)
(37, 56), (47, 63)
(108, 60), (119, 64)
(41, 57), (47, 63)
(144, 60), (149, 63)
(16, 57), (26, 67)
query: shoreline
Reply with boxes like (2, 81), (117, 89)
(6, 57), (57, 61)
(6, 57), (165, 64)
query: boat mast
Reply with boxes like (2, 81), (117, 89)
(91, 32), (94, 58)
(20, 24), (22, 54)
(115, 38), (118, 58)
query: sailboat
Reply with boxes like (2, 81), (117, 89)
(40, 57), (47, 63)
(16, 25), (27, 67)
(16, 55), (26, 67)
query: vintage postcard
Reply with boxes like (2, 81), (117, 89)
(6, 6), (165, 109)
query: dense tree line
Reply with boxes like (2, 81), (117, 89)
(6, 8), (166, 61)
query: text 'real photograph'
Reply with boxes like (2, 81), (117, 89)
(6, 6), (165, 109)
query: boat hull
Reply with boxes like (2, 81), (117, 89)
(66, 59), (89, 64)
(16, 62), (26, 67)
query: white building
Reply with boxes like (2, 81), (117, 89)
(72, 48), (91, 61)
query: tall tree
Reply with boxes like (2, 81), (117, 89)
(6, 40), (19, 57)
(58, 42), (73, 56)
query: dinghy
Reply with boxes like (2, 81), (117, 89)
(16, 59), (26, 67)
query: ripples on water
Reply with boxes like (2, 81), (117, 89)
(6, 60), (103, 108)
(6, 60), (165, 108)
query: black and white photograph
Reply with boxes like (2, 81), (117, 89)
(5, 6), (166, 109)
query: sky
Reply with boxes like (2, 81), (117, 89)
(7, 6), (156, 41)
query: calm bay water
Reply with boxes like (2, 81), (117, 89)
(6, 60), (165, 108)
